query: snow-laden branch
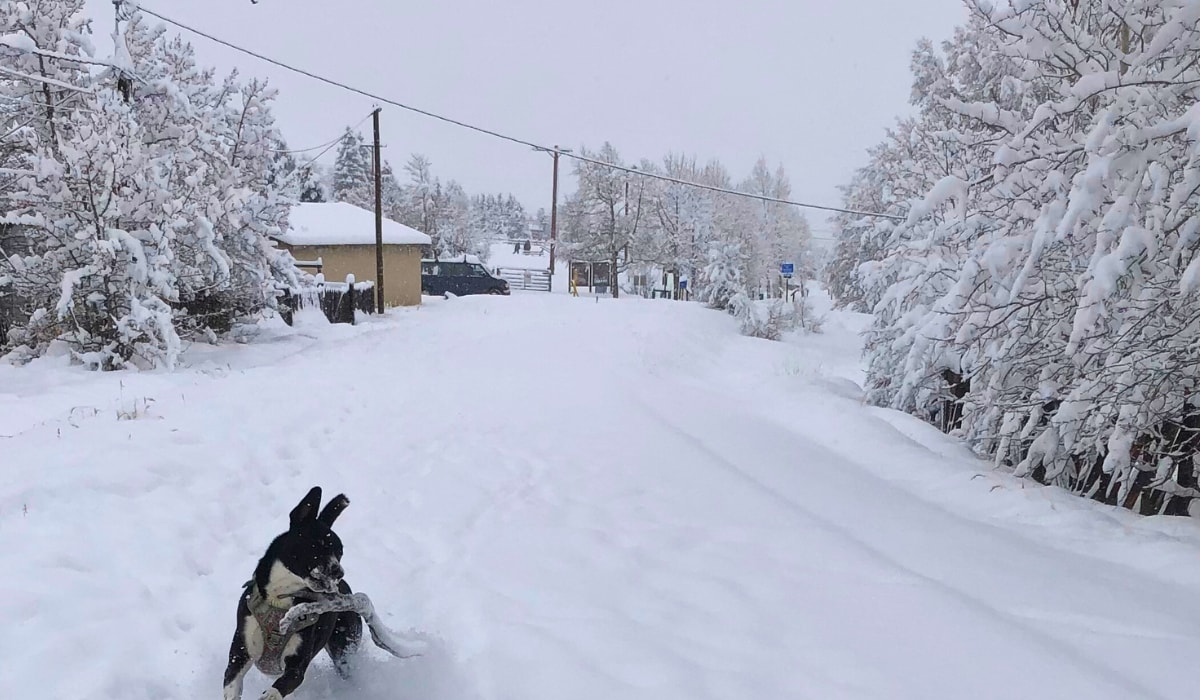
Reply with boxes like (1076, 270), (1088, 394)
(0, 65), (92, 93)
(0, 35), (114, 68)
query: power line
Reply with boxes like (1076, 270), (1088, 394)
(270, 132), (343, 155)
(135, 5), (542, 150)
(270, 109), (379, 192)
(271, 110), (374, 156)
(564, 153), (899, 220)
(133, 3), (902, 222)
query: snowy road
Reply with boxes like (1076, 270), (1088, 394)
(4, 293), (1200, 700)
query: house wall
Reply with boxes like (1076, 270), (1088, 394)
(282, 243), (423, 308)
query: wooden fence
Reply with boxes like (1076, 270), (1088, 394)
(280, 279), (376, 326)
(0, 294), (14, 345)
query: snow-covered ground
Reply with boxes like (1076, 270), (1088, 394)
(5, 291), (1200, 700)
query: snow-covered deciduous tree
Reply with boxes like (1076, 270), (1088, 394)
(561, 143), (649, 298)
(735, 158), (812, 294)
(842, 0), (1200, 514)
(555, 144), (812, 306)
(436, 180), (488, 261)
(0, 5), (299, 369)
(7, 90), (181, 369)
(639, 154), (713, 287)
(398, 153), (435, 235)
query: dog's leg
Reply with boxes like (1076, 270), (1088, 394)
(327, 610), (363, 678)
(222, 629), (252, 700)
(327, 580), (363, 679)
(261, 640), (320, 700)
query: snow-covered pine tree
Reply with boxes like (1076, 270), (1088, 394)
(331, 128), (372, 208)
(266, 145), (300, 203)
(297, 161), (328, 203)
(379, 160), (403, 223)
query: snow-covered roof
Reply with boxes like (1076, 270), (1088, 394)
(277, 202), (431, 247)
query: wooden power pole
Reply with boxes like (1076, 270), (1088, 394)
(549, 145), (561, 284)
(372, 108), (384, 312)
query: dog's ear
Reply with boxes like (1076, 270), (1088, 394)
(289, 486), (322, 530)
(317, 493), (349, 526)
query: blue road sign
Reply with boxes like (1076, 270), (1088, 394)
(780, 262), (795, 278)
(679, 279), (688, 290)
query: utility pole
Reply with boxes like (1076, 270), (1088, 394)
(112, 1), (132, 102)
(536, 145), (572, 291)
(372, 108), (384, 312)
(549, 146), (561, 284)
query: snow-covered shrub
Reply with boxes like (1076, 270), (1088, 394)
(730, 294), (800, 341)
(792, 292), (822, 334)
(700, 242), (746, 310)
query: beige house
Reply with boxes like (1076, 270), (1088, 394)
(274, 202), (432, 308)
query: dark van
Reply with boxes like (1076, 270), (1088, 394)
(421, 258), (510, 297)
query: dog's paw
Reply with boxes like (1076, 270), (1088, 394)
(258, 689), (283, 700)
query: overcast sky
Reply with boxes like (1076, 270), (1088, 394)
(85, 0), (967, 236)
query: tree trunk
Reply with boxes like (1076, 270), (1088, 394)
(610, 250), (619, 298)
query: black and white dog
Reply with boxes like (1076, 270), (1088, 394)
(223, 487), (363, 700)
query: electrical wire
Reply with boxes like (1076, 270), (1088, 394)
(563, 153), (900, 220)
(267, 109), (380, 193)
(271, 109), (374, 155)
(133, 2), (903, 221)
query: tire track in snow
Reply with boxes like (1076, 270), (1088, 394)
(632, 393), (1171, 700)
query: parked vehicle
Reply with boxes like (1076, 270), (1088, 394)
(421, 258), (510, 297)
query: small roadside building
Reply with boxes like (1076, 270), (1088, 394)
(273, 202), (432, 308)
